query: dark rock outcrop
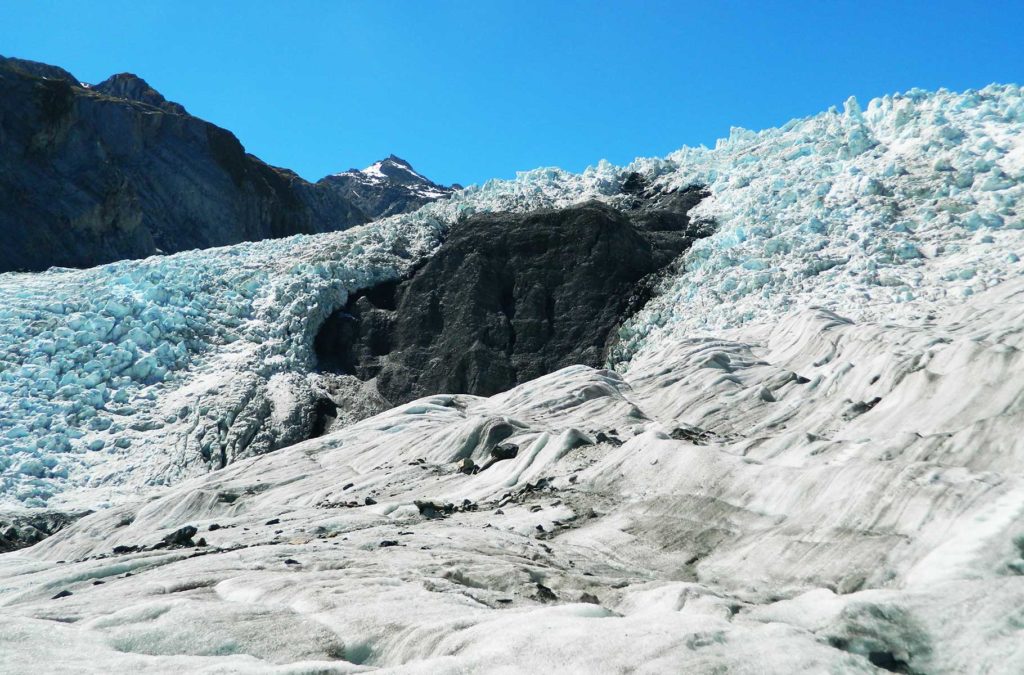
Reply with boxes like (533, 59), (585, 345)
(0, 509), (91, 552)
(0, 55), (453, 273)
(314, 184), (712, 404)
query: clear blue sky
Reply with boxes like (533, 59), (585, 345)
(1, 1), (1021, 186)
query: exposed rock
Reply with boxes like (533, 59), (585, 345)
(478, 442), (520, 472)
(415, 500), (450, 519)
(491, 443), (520, 461)
(0, 509), (91, 553)
(534, 583), (558, 602)
(314, 190), (712, 404)
(161, 525), (197, 548)
(91, 72), (187, 115)
(0, 56), (454, 272)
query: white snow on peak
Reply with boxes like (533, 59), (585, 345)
(333, 157), (433, 186)
(360, 160), (388, 179)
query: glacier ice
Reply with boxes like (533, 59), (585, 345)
(1, 83), (1024, 674)
(1, 83), (1022, 517)
(613, 84), (1024, 367)
(2, 269), (1023, 672)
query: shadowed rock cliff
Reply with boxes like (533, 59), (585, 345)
(0, 56), (453, 273)
(314, 184), (713, 405)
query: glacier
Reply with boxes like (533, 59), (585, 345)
(1, 83), (1023, 673)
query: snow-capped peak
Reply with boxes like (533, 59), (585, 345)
(335, 155), (434, 185)
(325, 155), (455, 210)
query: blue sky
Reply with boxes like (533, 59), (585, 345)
(1, 1), (1021, 186)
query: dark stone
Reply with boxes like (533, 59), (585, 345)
(0, 509), (91, 553)
(868, 651), (911, 673)
(314, 190), (712, 405)
(161, 525), (198, 548)
(195, 538), (207, 547)
(364, 497), (377, 506)
(264, 519), (280, 526)
(491, 443), (519, 461)
(284, 559), (300, 565)
(0, 56), (454, 272)
(458, 458), (476, 475)
(112, 545), (139, 555)
(535, 583), (558, 602)
(414, 500), (446, 519)
(379, 540), (400, 548)
(51, 590), (73, 599)
(579, 592), (600, 604)
(208, 523), (221, 531)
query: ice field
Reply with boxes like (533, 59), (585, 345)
(1, 84), (1023, 672)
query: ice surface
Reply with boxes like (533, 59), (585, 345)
(3, 272), (1024, 672)
(1, 84), (1023, 671)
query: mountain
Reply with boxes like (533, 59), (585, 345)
(0, 84), (1023, 673)
(322, 155), (456, 219)
(0, 56), (454, 273)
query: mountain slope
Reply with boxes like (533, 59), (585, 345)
(0, 56), (453, 273)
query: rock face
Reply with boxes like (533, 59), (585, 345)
(0, 509), (90, 553)
(0, 56), (453, 273)
(314, 184), (712, 404)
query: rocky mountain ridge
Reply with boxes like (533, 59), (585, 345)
(0, 55), (454, 273)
